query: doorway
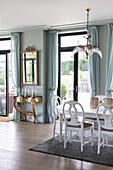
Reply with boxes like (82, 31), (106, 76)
(0, 51), (10, 116)
(58, 32), (91, 107)
(0, 37), (16, 117)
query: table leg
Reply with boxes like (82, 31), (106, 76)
(59, 113), (63, 142)
(13, 97), (26, 121)
(31, 100), (36, 123)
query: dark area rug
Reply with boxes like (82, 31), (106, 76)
(29, 132), (113, 167)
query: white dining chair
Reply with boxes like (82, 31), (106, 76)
(63, 101), (93, 152)
(96, 103), (113, 154)
(51, 95), (62, 138)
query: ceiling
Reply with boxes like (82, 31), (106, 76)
(0, 0), (113, 33)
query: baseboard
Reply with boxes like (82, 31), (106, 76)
(26, 112), (44, 123)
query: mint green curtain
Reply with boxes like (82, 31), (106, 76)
(105, 24), (113, 98)
(46, 30), (58, 123)
(11, 32), (21, 121)
(88, 26), (100, 97)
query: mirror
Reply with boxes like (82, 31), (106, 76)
(21, 46), (38, 85)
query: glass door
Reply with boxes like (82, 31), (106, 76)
(0, 53), (8, 116)
(0, 38), (15, 117)
(60, 52), (74, 101)
(78, 52), (90, 108)
(58, 32), (91, 108)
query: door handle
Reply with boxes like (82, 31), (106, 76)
(75, 86), (78, 93)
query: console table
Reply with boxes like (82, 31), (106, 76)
(13, 96), (42, 123)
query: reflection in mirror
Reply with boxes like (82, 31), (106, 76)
(21, 46), (38, 85)
(23, 52), (36, 83)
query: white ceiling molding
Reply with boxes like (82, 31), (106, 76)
(0, 19), (113, 36)
(50, 19), (113, 30)
(0, 25), (50, 36)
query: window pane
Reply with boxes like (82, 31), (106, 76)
(0, 55), (6, 115)
(9, 53), (16, 114)
(60, 52), (74, 101)
(0, 40), (11, 50)
(61, 34), (86, 47)
(78, 52), (90, 107)
(59, 32), (91, 108)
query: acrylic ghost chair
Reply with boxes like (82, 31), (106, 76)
(96, 103), (113, 154)
(63, 101), (93, 152)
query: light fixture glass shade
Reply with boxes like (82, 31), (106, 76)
(73, 44), (102, 59)
(73, 9), (102, 59)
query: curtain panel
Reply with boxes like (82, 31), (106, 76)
(46, 30), (58, 123)
(105, 24), (113, 98)
(88, 26), (100, 97)
(11, 32), (21, 121)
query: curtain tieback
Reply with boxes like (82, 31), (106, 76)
(48, 88), (53, 91)
(105, 90), (111, 92)
(48, 88), (55, 91)
(92, 90), (96, 92)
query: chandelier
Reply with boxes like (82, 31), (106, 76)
(73, 9), (102, 59)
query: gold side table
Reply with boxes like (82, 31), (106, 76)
(13, 96), (42, 123)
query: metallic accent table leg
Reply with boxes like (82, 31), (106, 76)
(13, 97), (26, 121)
(31, 100), (36, 123)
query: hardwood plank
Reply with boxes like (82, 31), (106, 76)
(0, 121), (113, 170)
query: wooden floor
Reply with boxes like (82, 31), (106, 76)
(0, 121), (113, 170)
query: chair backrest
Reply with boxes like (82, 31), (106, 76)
(95, 94), (107, 103)
(51, 95), (61, 118)
(96, 103), (113, 130)
(63, 101), (84, 126)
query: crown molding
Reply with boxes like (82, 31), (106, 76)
(0, 25), (50, 36)
(0, 18), (113, 35)
(50, 19), (113, 30)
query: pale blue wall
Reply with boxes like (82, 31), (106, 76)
(99, 25), (107, 94)
(20, 29), (47, 123)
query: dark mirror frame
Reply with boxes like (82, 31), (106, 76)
(21, 46), (38, 86)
